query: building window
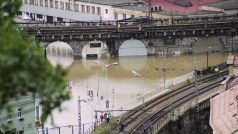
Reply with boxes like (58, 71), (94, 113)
(44, 0), (48, 7)
(50, 0), (53, 8)
(154, 7), (158, 11)
(123, 14), (126, 19)
(7, 113), (12, 121)
(40, 0), (43, 6)
(34, 0), (38, 5)
(96, 7), (101, 15)
(74, 4), (79, 12)
(29, 0), (34, 5)
(105, 9), (108, 14)
(24, 0), (28, 4)
(55, 1), (58, 9)
(18, 130), (24, 134)
(36, 106), (39, 120)
(60, 2), (64, 10)
(81, 5), (85, 12)
(114, 12), (118, 20)
(91, 6), (95, 14)
(65, 2), (70, 10)
(86, 5), (90, 13)
(90, 43), (101, 48)
(36, 14), (43, 19)
(69, 3), (72, 11)
(17, 108), (22, 118)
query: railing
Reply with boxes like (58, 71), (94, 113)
(36, 122), (97, 134)
(120, 72), (194, 112)
(16, 13), (238, 28)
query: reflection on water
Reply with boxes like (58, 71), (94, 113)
(119, 56), (147, 71)
(46, 41), (74, 68)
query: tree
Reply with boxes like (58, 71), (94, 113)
(0, 0), (70, 123)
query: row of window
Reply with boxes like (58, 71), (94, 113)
(114, 12), (135, 20)
(7, 106), (39, 122)
(23, 0), (107, 15)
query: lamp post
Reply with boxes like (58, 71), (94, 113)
(207, 46), (211, 68)
(94, 61), (118, 112)
(132, 70), (145, 110)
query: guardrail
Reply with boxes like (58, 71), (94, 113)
(37, 122), (96, 134)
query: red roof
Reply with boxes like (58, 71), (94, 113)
(144, 0), (221, 14)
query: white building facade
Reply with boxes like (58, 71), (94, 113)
(18, 0), (170, 23)
(19, 0), (114, 22)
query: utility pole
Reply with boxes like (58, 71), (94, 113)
(155, 55), (183, 90)
(193, 57), (200, 134)
(78, 96), (82, 134)
(206, 51), (208, 68)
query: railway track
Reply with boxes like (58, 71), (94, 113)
(23, 21), (238, 35)
(109, 70), (228, 134)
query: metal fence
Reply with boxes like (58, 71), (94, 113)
(37, 122), (96, 134)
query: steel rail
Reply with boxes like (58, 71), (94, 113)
(132, 78), (223, 134)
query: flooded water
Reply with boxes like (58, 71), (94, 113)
(66, 53), (229, 91)
(45, 51), (233, 130)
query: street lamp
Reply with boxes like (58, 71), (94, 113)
(206, 46), (211, 68)
(132, 70), (145, 110)
(93, 61), (118, 112)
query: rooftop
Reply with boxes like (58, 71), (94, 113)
(210, 86), (238, 134)
(205, 0), (238, 10)
(75, 0), (234, 16)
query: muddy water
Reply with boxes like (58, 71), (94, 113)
(66, 53), (229, 93)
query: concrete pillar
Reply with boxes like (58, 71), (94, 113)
(183, 31), (185, 35)
(80, 35), (83, 40)
(221, 29), (223, 33)
(211, 29), (214, 33)
(89, 34), (92, 39)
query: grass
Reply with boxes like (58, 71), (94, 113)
(92, 117), (118, 134)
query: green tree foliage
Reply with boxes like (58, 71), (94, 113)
(0, 0), (70, 122)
